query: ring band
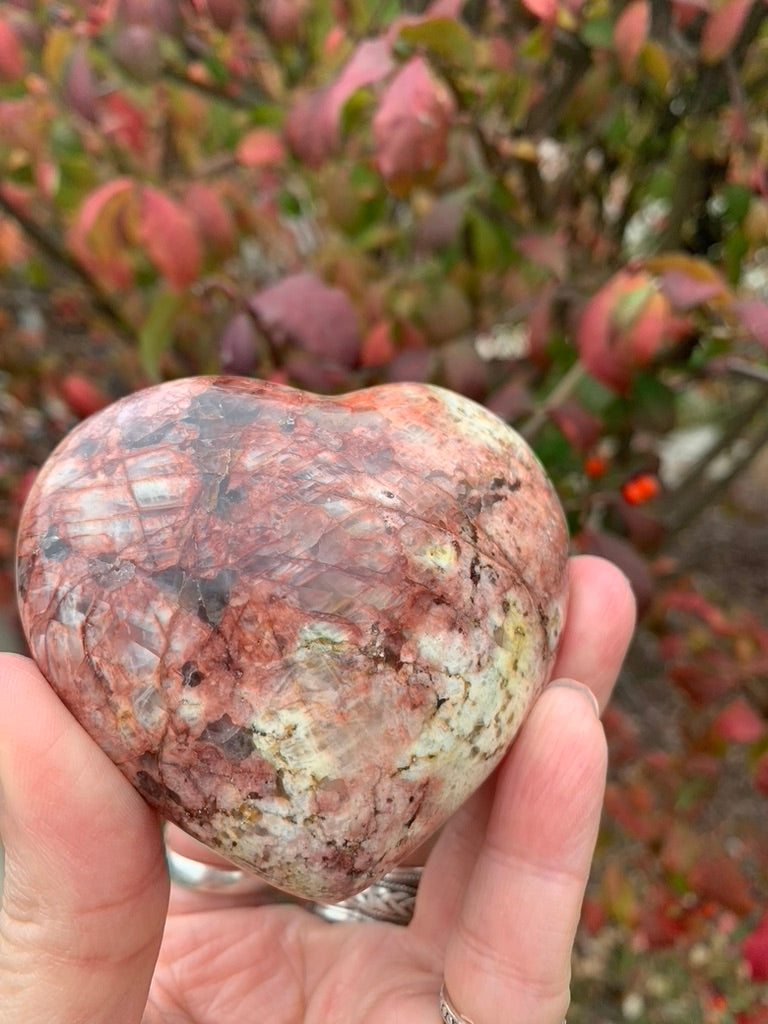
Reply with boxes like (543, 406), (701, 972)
(440, 983), (475, 1024)
(440, 983), (566, 1024)
(166, 845), (422, 925)
(308, 866), (423, 925)
(166, 846), (272, 896)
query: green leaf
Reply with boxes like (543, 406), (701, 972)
(138, 289), (184, 380)
(580, 16), (613, 49)
(396, 18), (475, 68)
(721, 184), (752, 225)
(611, 280), (657, 331)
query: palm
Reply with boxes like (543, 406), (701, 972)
(0, 557), (635, 1024)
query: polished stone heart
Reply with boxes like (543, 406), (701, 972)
(16, 378), (568, 901)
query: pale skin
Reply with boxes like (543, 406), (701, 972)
(0, 555), (635, 1024)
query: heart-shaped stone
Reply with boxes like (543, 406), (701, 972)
(16, 378), (568, 901)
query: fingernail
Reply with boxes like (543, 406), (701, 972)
(548, 679), (601, 718)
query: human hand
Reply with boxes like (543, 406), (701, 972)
(0, 555), (635, 1024)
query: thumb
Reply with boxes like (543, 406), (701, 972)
(0, 654), (168, 1024)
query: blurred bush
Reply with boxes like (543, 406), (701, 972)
(0, 2), (767, 1019)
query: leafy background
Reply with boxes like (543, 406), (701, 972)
(0, 1), (767, 1020)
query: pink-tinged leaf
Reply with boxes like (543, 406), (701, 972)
(260, 0), (309, 44)
(137, 187), (202, 290)
(112, 23), (163, 83)
(283, 39), (394, 168)
(701, 0), (754, 64)
(98, 91), (149, 157)
(68, 178), (136, 290)
(659, 270), (723, 309)
(613, 1), (649, 79)
(183, 183), (235, 258)
(372, 56), (455, 195)
(284, 87), (337, 168)
(521, 0), (558, 21)
(549, 400), (602, 452)
(326, 38), (395, 123)
(65, 45), (98, 123)
(735, 299), (768, 349)
(218, 312), (259, 375)
(248, 272), (360, 368)
(712, 698), (765, 744)
(0, 18), (24, 82)
(517, 231), (568, 280)
(236, 128), (286, 168)
(743, 914), (768, 981)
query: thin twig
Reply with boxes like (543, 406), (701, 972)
(520, 360), (586, 441)
(0, 188), (135, 337)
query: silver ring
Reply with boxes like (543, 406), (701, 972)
(440, 983), (475, 1024)
(166, 846), (270, 896)
(440, 984), (566, 1024)
(308, 866), (423, 925)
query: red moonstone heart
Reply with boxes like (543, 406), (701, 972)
(16, 378), (568, 901)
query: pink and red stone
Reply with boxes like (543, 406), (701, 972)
(16, 378), (569, 901)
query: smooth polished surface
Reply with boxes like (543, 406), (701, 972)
(16, 377), (568, 901)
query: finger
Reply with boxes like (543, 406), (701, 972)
(443, 682), (606, 1024)
(412, 554), (634, 945)
(0, 654), (168, 1024)
(552, 555), (636, 711)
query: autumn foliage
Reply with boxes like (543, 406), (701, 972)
(1, 1), (767, 1020)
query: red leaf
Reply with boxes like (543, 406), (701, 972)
(668, 664), (734, 705)
(701, 0), (754, 64)
(248, 272), (360, 369)
(577, 271), (678, 393)
(236, 128), (286, 168)
(743, 913), (768, 980)
(754, 751), (768, 797)
(183, 183), (235, 258)
(372, 56), (455, 195)
(137, 187), (202, 289)
(688, 850), (754, 915)
(521, 0), (558, 20)
(548, 400), (602, 452)
(735, 299), (768, 349)
(360, 320), (397, 368)
(68, 178), (136, 290)
(98, 91), (149, 157)
(613, 1), (649, 79)
(283, 39), (394, 168)
(712, 698), (765, 744)
(0, 18), (24, 82)
(60, 374), (110, 419)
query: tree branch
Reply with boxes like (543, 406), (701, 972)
(0, 189), (135, 338)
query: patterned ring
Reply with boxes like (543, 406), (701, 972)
(166, 846), (270, 896)
(308, 866), (423, 926)
(440, 984), (566, 1024)
(439, 984), (475, 1024)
